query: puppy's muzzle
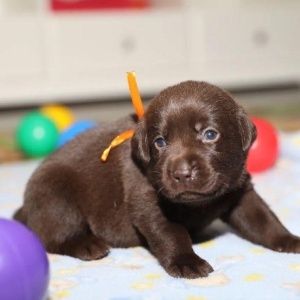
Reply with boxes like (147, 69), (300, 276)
(163, 154), (220, 200)
(170, 159), (197, 184)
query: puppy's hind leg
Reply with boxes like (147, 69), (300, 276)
(58, 229), (110, 261)
(13, 207), (27, 224)
(23, 164), (110, 260)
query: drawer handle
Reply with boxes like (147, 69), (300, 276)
(121, 36), (136, 53)
(253, 29), (269, 47)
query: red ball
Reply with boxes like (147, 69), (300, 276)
(247, 117), (279, 173)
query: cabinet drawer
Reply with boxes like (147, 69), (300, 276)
(49, 11), (186, 74)
(0, 17), (43, 77)
(189, 9), (300, 65)
(208, 11), (300, 62)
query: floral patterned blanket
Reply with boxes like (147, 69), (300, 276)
(0, 131), (300, 300)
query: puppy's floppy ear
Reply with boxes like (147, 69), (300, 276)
(237, 108), (257, 152)
(131, 119), (150, 165)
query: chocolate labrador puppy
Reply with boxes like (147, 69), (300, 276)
(14, 81), (300, 279)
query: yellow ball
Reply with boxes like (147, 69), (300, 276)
(40, 104), (75, 132)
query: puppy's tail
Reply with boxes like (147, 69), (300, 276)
(13, 207), (27, 225)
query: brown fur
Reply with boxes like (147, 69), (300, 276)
(14, 81), (300, 278)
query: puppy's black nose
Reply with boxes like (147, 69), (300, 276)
(172, 162), (194, 184)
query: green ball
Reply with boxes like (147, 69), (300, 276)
(16, 111), (59, 157)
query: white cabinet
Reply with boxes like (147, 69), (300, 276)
(0, 1), (300, 106)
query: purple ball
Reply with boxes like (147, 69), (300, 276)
(0, 218), (49, 300)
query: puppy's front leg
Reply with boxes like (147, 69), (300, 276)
(129, 192), (213, 279)
(222, 188), (300, 253)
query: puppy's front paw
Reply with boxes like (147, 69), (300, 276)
(273, 235), (300, 253)
(164, 253), (214, 279)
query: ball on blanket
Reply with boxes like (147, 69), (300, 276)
(0, 218), (49, 300)
(40, 104), (75, 132)
(57, 120), (97, 148)
(16, 111), (59, 157)
(247, 117), (279, 173)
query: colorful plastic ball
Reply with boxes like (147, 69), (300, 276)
(16, 111), (59, 157)
(247, 117), (279, 173)
(57, 120), (97, 148)
(40, 104), (75, 132)
(0, 218), (49, 300)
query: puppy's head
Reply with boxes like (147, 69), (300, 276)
(131, 81), (256, 203)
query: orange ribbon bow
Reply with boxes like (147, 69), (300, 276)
(101, 72), (144, 162)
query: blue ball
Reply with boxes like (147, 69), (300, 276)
(57, 120), (97, 148)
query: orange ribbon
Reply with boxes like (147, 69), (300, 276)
(101, 72), (144, 162)
(127, 72), (144, 119)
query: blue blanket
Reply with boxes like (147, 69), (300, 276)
(0, 131), (300, 300)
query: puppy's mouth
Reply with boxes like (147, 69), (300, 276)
(177, 187), (223, 202)
(161, 185), (225, 203)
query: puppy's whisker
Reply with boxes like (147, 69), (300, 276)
(149, 171), (161, 175)
(157, 186), (165, 195)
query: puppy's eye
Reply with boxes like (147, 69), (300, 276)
(203, 129), (219, 142)
(154, 137), (166, 149)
